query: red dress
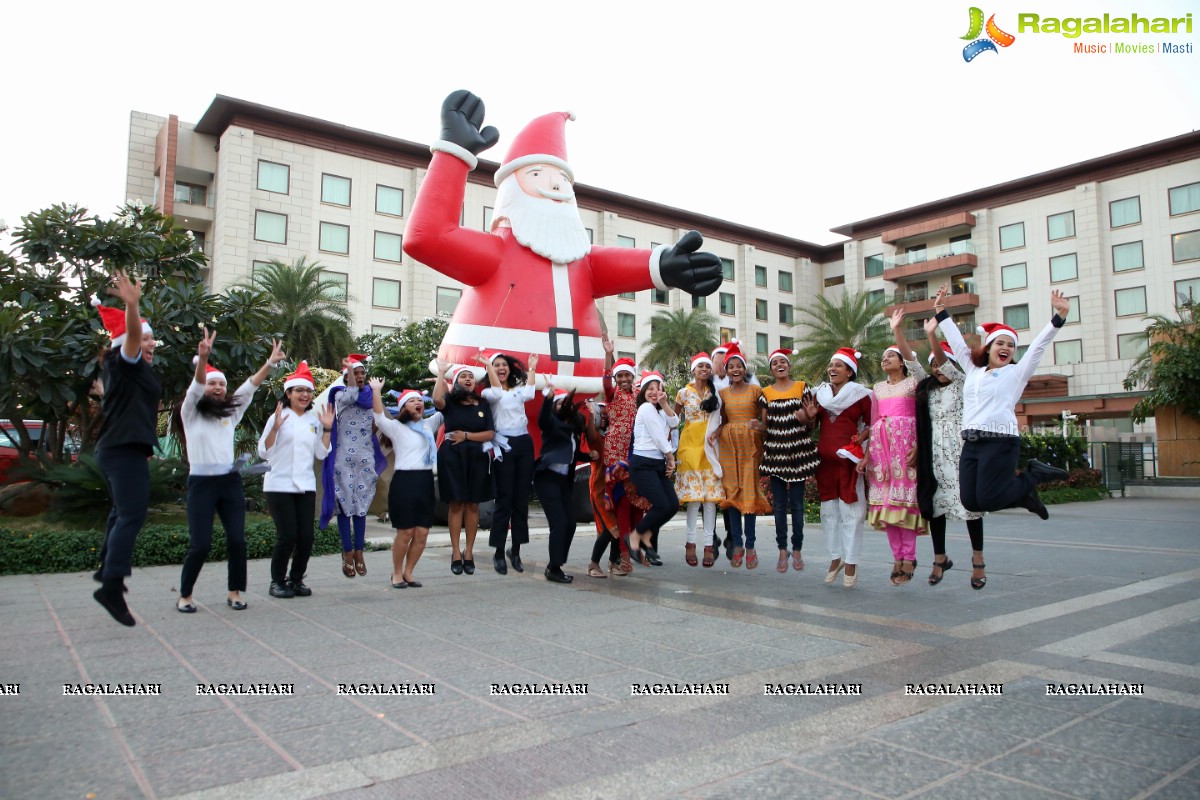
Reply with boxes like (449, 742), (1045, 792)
(814, 397), (872, 505)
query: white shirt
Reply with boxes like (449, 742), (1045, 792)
(374, 411), (442, 471)
(181, 378), (258, 475)
(632, 402), (679, 459)
(940, 315), (1061, 436)
(482, 384), (535, 433)
(257, 408), (331, 492)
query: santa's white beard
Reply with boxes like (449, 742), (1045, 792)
(493, 175), (591, 264)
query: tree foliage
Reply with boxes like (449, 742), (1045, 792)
(793, 291), (891, 386)
(639, 307), (718, 389)
(1122, 300), (1200, 423)
(353, 317), (449, 399)
(239, 257), (354, 370)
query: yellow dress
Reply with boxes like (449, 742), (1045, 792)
(674, 384), (724, 503)
(718, 384), (771, 515)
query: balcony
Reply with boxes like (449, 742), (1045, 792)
(885, 282), (979, 318)
(883, 240), (977, 282)
(881, 211), (976, 245)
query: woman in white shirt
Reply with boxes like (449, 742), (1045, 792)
(257, 362), (333, 599)
(479, 351), (538, 575)
(936, 286), (1071, 589)
(628, 371), (680, 566)
(370, 379), (441, 588)
(177, 329), (283, 612)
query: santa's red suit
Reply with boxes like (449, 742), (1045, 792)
(404, 120), (668, 395)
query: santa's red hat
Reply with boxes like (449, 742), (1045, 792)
(832, 347), (861, 374)
(284, 361), (315, 391)
(192, 356), (227, 384)
(978, 322), (1019, 347)
(928, 341), (959, 365)
(636, 370), (665, 390)
(768, 348), (793, 365)
(446, 364), (474, 385)
(344, 353), (370, 372)
(395, 389), (424, 407)
(482, 350), (507, 365)
(611, 358), (637, 377)
(723, 340), (747, 366)
(690, 352), (713, 371)
(91, 295), (152, 348)
(494, 111), (576, 187)
(836, 440), (865, 464)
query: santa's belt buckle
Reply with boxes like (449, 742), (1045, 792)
(549, 327), (581, 363)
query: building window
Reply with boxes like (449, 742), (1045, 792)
(719, 327), (736, 343)
(371, 325), (396, 336)
(721, 258), (735, 282)
(1053, 339), (1082, 365)
(824, 275), (846, 288)
(778, 271), (793, 292)
(1110, 196), (1141, 228)
(719, 292), (735, 315)
(617, 312), (636, 338)
(436, 286), (461, 316)
(483, 207), (493, 230)
(905, 244), (927, 263)
(1172, 230), (1200, 263)
(251, 260), (271, 279)
(780, 335), (794, 350)
(1003, 304), (1030, 330)
(1112, 241), (1144, 272)
(257, 161), (289, 194)
(1049, 253), (1078, 283)
(692, 294), (706, 309)
(1001, 263), (1027, 291)
(999, 222), (1025, 251)
(1176, 277), (1200, 306)
(254, 210), (287, 244)
(372, 278), (401, 309)
(617, 351), (635, 362)
(756, 333), (768, 353)
(585, 228), (594, 243)
(778, 303), (794, 324)
(617, 235), (636, 248)
(755, 299), (768, 321)
(319, 222), (350, 255)
(866, 288), (885, 306)
(1064, 296), (1080, 325)
(1168, 181), (1200, 216)
(864, 255), (884, 278)
(173, 182), (206, 206)
(1015, 345), (1029, 362)
(652, 289), (669, 305)
(323, 271), (348, 303)
(619, 292), (636, 300)
(754, 265), (767, 287)
(1115, 286), (1147, 317)
(1117, 332), (1148, 359)
(321, 174), (351, 206)
(374, 231), (403, 262)
(376, 185), (404, 216)
(949, 233), (972, 254)
(1047, 211), (1075, 241)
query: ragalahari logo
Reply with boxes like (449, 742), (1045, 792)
(962, 7), (1016, 61)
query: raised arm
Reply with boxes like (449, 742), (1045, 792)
(250, 339), (286, 388)
(933, 285), (973, 370)
(106, 270), (144, 362)
(889, 308), (917, 363)
(924, 316), (947, 368)
(369, 377), (386, 414)
(1015, 291), (1069, 386)
(431, 359), (449, 410)
(478, 351), (502, 390)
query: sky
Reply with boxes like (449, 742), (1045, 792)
(2, 0), (1197, 248)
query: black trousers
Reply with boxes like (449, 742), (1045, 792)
(535, 470), (576, 569)
(490, 434), (535, 548)
(591, 530), (621, 564)
(180, 473), (247, 596)
(960, 435), (1035, 512)
(630, 455), (678, 537)
(96, 444), (152, 580)
(928, 515), (985, 555)
(267, 491), (316, 585)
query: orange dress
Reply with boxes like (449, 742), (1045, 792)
(718, 384), (771, 515)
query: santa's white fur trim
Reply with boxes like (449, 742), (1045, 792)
(430, 140), (478, 171)
(648, 244), (670, 292)
(494, 155), (574, 187)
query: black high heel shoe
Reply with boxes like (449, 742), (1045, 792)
(928, 557), (953, 586)
(971, 562), (987, 590)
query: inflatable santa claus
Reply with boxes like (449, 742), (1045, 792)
(404, 90), (723, 395)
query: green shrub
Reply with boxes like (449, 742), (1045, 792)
(0, 521), (343, 576)
(1020, 431), (1089, 470)
(1039, 486), (1109, 504)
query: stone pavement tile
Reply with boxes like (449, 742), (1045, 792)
(1148, 774), (1200, 800)
(0, 729), (125, 776)
(118, 708), (258, 760)
(1096, 698), (1200, 739)
(0, 762), (146, 800)
(1109, 624), (1200, 666)
(1042, 717), (1200, 772)
(389, 645), (505, 676)
(887, 695), (1081, 740)
(907, 771), (1073, 800)
(1005, 677), (1124, 714)
(867, 712), (1030, 765)
(702, 642), (833, 672)
(687, 763), (869, 800)
(786, 738), (958, 797)
(137, 738), (294, 796)
(481, 688), (608, 719)
(269, 716), (419, 765)
(240, 692), (377, 730)
(578, 667), (673, 701)
(505, 652), (629, 682)
(392, 698), (521, 740)
(431, 664), (545, 696)
(983, 742), (1166, 800)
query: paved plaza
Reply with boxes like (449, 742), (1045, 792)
(1, 496), (1198, 799)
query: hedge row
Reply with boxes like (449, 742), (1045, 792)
(0, 521), (344, 576)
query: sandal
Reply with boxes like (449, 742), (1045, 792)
(608, 562), (629, 576)
(342, 552), (356, 578)
(702, 546), (715, 568)
(971, 562), (987, 590)
(776, 551), (789, 573)
(587, 564), (607, 579)
(928, 557), (954, 586)
(892, 559), (914, 585)
(746, 549), (759, 570)
(354, 550), (367, 576)
(685, 544), (698, 567)
(619, 550), (633, 573)
(731, 547), (744, 568)
(792, 551), (805, 571)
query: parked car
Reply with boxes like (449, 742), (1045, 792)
(0, 420), (80, 484)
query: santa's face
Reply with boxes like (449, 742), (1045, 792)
(493, 171), (591, 264)
(516, 165), (574, 204)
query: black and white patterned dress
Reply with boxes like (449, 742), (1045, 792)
(759, 382), (819, 483)
(925, 361), (982, 521)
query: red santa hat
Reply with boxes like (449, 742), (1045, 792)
(446, 364), (474, 385)
(723, 340), (747, 366)
(712, 343), (729, 357)
(611, 358), (637, 377)
(284, 361), (315, 391)
(837, 440), (865, 464)
(928, 341), (959, 365)
(636, 370), (665, 390)
(767, 347), (793, 365)
(192, 356), (227, 384)
(494, 111), (577, 187)
(832, 347), (861, 374)
(91, 295), (152, 348)
(344, 353), (370, 372)
(690, 352), (713, 371)
(882, 346), (902, 359)
(395, 389), (424, 407)
(483, 350), (507, 365)
(978, 322), (1019, 347)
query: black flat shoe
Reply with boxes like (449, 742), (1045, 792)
(176, 601), (197, 613)
(493, 553), (508, 575)
(92, 570), (127, 591)
(1027, 459), (1069, 484)
(269, 581), (295, 598)
(405, 580), (422, 588)
(1019, 488), (1050, 520)
(544, 567), (573, 584)
(226, 598), (247, 610)
(288, 579), (312, 597)
(94, 585), (135, 627)
(506, 548), (524, 572)
(928, 558), (953, 586)
(462, 559), (475, 575)
(451, 559), (464, 575)
(391, 579), (408, 589)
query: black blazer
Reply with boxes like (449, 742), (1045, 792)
(535, 392), (584, 476)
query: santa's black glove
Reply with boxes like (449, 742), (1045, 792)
(660, 231), (722, 296)
(439, 90), (500, 156)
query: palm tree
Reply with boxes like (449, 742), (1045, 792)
(238, 257), (354, 370)
(793, 291), (892, 386)
(640, 307), (719, 387)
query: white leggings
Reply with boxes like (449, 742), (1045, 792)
(685, 501), (717, 545)
(821, 484), (865, 565)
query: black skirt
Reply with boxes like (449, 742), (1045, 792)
(389, 469), (435, 529)
(437, 441), (495, 503)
